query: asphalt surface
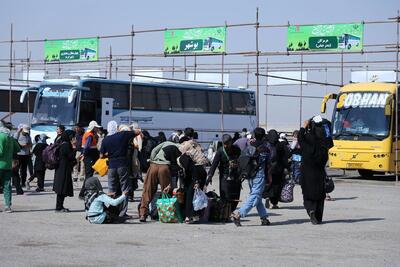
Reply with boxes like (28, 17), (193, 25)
(0, 169), (399, 267)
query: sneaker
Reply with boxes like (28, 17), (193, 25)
(4, 207), (12, 213)
(309, 211), (318, 225)
(55, 208), (70, 213)
(271, 205), (279, 209)
(231, 212), (241, 227)
(261, 217), (271, 226)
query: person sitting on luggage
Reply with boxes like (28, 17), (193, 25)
(84, 176), (128, 224)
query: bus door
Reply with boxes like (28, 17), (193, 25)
(101, 97), (114, 128)
(79, 100), (97, 127)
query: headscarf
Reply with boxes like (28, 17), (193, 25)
(222, 134), (232, 145)
(60, 130), (75, 143)
(267, 129), (279, 145)
(84, 176), (105, 210)
(84, 176), (103, 192)
(39, 134), (49, 144)
(107, 120), (118, 136)
(0, 120), (11, 135)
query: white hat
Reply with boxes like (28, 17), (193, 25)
(87, 120), (101, 131)
(312, 115), (323, 124)
(279, 133), (287, 139)
(22, 124), (30, 133)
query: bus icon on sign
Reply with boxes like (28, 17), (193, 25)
(338, 34), (361, 50)
(80, 48), (97, 60)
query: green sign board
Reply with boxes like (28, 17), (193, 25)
(287, 23), (363, 51)
(164, 27), (226, 54)
(45, 38), (99, 62)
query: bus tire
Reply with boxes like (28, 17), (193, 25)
(347, 44), (352, 50)
(358, 169), (374, 178)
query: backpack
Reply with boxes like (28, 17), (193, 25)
(42, 142), (62, 170)
(237, 145), (266, 180)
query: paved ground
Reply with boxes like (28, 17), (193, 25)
(0, 170), (400, 267)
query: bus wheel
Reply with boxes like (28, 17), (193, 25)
(358, 169), (374, 178)
(347, 44), (352, 49)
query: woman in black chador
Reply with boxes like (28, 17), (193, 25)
(207, 134), (242, 210)
(53, 130), (76, 212)
(298, 116), (329, 224)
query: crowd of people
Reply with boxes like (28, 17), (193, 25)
(0, 115), (332, 226)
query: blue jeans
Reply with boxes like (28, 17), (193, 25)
(239, 170), (268, 218)
(292, 161), (301, 184)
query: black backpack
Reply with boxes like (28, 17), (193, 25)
(237, 146), (266, 180)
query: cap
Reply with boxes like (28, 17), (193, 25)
(87, 120), (101, 131)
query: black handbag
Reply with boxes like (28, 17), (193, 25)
(325, 176), (335, 193)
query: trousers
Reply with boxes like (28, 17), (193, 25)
(0, 170), (12, 207)
(139, 163), (171, 217)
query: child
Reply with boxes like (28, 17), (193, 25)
(84, 176), (128, 224)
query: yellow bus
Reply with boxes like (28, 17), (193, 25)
(320, 82), (398, 177)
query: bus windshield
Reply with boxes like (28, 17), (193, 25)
(332, 92), (391, 140)
(32, 85), (77, 126)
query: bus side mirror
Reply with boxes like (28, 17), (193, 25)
(20, 90), (28, 103)
(320, 93), (337, 113)
(68, 90), (78, 104)
(384, 96), (393, 116)
(20, 87), (38, 103)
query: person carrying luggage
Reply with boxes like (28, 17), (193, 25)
(206, 134), (242, 210)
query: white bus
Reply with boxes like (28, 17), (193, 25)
(19, 77), (256, 144)
(0, 88), (36, 126)
(338, 34), (361, 50)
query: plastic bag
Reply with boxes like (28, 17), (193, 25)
(92, 158), (109, 177)
(156, 194), (178, 223)
(192, 188), (208, 211)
